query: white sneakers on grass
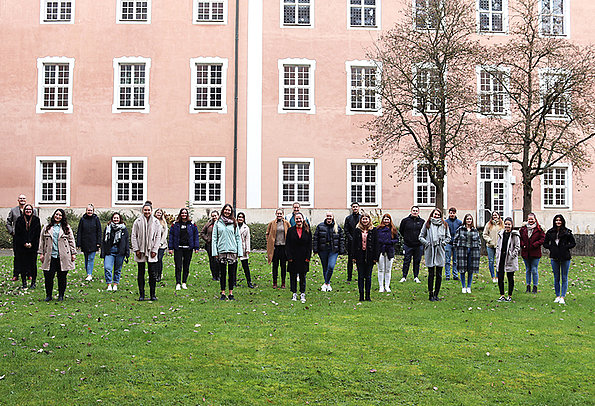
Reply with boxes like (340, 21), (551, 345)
(379, 286), (385, 293)
(461, 287), (471, 294)
(300, 293), (306, 303)
(182, 283), (188, 290)
(107, 284), (112, 291)
(399, 277), (406, 283)
(176, 284), (181, 291)
(85, 275), (93, 281)
(113, 284), (117, 291)
(292, 293), (298, 301)
(414, 277), (421, 284)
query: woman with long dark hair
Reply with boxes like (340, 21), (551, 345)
(76, 204), (102, 281)
(419, 208), (450, 301)
(543, 214), (576, 305)
(101, 212), (129, 291)
(212, 203), (242, 300)
(237, 212), (254, 288)
(14, 204), (41, 289)
(131, 201), (162, 301)
(200, 210), (220, 281)
(285, 213), (311, 303)
(453, 214), (481, 294)
(375, 213), (399, 293)
(38, 209), (76, 301)
(351, 213), (376, 301)
(168, 207), (199, 291)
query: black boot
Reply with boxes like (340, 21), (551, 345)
(44, 296), (52, 302)
(526, 285), (531, 293)
(429, 292), (435, 301)
(138, 286), (145, 301)
(532, 285), (537, 294)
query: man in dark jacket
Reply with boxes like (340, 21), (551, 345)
(445, 207), (463, 280)
(343, 202), (361, 282)
(399, 206), (425, 283)
(77, 204), (102, 281)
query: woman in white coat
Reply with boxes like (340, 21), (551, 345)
(131, 201), (162, 301)
(495, 217), (521, 302)
(419, 208), (450, 301)
(237, 212), (254, 288)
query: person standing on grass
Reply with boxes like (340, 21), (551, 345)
(200, 210), (220, 281)
(313, 211), (345, 292)
(343, 202), (361, 282)
(453, 214), (481, 294)
(351, 213), (376, 301)
(419, 208), (450, 302)
(543, 214), (576, 305)
(6, 194), (37, 282)
(237, 212), (254, 289)
(266, 208), (291, 289)
(483, 211), (504, 283)
(101, 212), (129, 292)
(376, 213), (399, 293)
(131, 201), (162, 301)
(168, 208), (200, 291)
(154, 208), (169, 283)
(285, 212), (312, 303)
(212, 203), (243, 301)
(77, 204), (102, 282)
(519, 213), (545, 294)
(14, 204), (41, 289)
(445, 207), (462, 281)
(38, 209), (76, 302)
(399, 206), (425, 284)
(495, 217), (521, 302)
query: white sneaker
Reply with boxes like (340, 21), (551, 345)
(176, 284), (181, 291)
(321, 283), (327, 292)
(106, 284), (112, 291)
(414, 277), (421, 284)
(554, 297), (560, 303)
(559, 297), (566, 304)
(379, 286), (385, 293)
(385, 286), (391, 292)
(467, 287), (471, 294)
(85, 275), (93, 281)
(292, 293), (297, 301)
(492, 278), (497, 283)
(112, 284), (118, 291)
(300, 293), (306, 303)
(181, 283), (188, 290)
(399, 277), (406, 283)
(327, 284), (332, 292)
(462, 288), (466, 294)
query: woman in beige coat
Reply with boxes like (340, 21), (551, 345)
(131, 201), (162, 301)
(266, 208), (290, 288)
(38, 209), (76, 302)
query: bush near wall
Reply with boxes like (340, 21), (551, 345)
(0, 219), (11, 249)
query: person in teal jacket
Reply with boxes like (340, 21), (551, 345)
(212, 203), (243, 301)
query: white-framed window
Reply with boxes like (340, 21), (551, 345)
(281, 0), (312, 27)
(540, 69), (570, 119)
(349, 0), (380, 29)
(541, 164), (572, 209)
(476, 66), (509, 116)
(112, 157), (147, 206)
(278, 58), (316, 114)
(40, 0), (74, 24)
(347, 159), (382, 207)
(112, 57), (151, 113)
(476, 162), (512, 226)
(413, 161), (447, 207)
(189, 157), (225, 206)
(539, 0), (569, 37)
(414, 64), (440, 114)
(35, 157), (70, 206)
(279, 158), (314, 207)
(36, 57), (74, 114)
(193, 0), (227, 24)
(345, 60), (382, 115)
(117, 0), (151, 24)
(477, 0), (507, 33)
(415, 0), (440, 30)
(189, 57), (228, 113)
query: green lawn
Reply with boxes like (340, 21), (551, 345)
(0, 252), (593, 405)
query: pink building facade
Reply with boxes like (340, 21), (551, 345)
(1, 0), (594, 229)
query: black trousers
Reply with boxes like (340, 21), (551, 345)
(219, 262), (237, 291)
(356, 259), (374, 300)
(428, 266), (443, 296)
(44, 257), (67, 298)
(240, 259), (252, 284)
(137, 261), (158, 298)
(174, 248), (193, 284)
(16, 250), (37, 286)
(498, 270), (515, 296)
(289, 262), (307, 294)
(346, 245), (355, 280)
(272, 245), (287, 285)
(206, 247), (220, 280)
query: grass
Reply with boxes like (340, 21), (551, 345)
(0, 252), (593, 405)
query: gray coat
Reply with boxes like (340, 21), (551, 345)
(495, 230), (521, 273)
(419, 221), (450, 267)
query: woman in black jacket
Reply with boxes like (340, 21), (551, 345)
(14, 204), (41, 289)
(313, 211), (345, 292)
(351, 213), (376, 302)
(101, 212), (130, 291)
(543, 214), (576, 305)
(285, 213), (312, 303)
(77, 204), (102, 281)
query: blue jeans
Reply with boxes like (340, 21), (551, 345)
(318, 250), (339, 284)
(486, 246), (496, 278)
(84, 251), (97, 276)
(460, 249), (474, 288)
(402, 244), (423, 278)
(523, 257), (540, 286)
(104, 248), (125, 284)
(444, 244), (458, 278)
(551, 259), (570, 297)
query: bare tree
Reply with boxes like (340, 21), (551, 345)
(366, 0), (481, 213)
(482, 0), (595, 219)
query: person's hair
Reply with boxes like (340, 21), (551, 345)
(110, 212), (124, 225)
(46, 208), (70, 234)
(448, 207), (457, 214)
(293, 202), (301, 207)
(486, 211), (503, 230)
(154, 208), (168, 227)
(221, 203), (237, 228)
(526, 212), (541, 230)
(425, 208), (447, 228)
(378, 213), (398, 237)
(325, 211), (338, 234)
(87, 204), (94, 211)
(356, 213), (373, 231)
(275, 208), (284, 215)
(22, 204), (34, 216)
(295, 212), (309, 232)
(176, 208), (190, 223)
(411, 205), (419, 211)
(351, 202), (360, 207)
(142, 200), (152, 209)
(463, 213), (475, 229)
(503, 217), (514, 227)
(237, 212), (246, 221)
(553, 214), (567, 230)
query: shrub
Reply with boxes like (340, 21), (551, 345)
(0, 219), (12, 249)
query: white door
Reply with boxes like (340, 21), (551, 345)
(478, 165), (510, 226)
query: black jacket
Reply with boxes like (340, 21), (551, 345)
(14, 215), (42, 254)
(351, 227), (376, 263)
(100, 225), (130, 259)
(285, 226), (312, 274)
(313, 221), (345, 254)
(543, 227), (576, 261)
(343, 213), (361, 246)
(77, 214), (102, 253)
(399, 215), (425, 247)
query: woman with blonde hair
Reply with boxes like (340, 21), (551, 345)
(454, 214), (481, 294)
(375, 213), (399, 293)
(154, 208), (168, 282)
(483, 211), (504, 283)
(419, 208), (450, 301)
(266, 208), (291, 288)
(351, 212), (376, 301)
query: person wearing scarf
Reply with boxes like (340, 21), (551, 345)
(131, 201), (162, 301)
(351, 213), (376, 302)
(101, 212), (129, 292)
(495, 218), (521, 302)
(483, 211), (504, 283)
(285, 212), (312, 303)
(519, 213), (545, 294)
(419, 208), (450, 301)
(14, 204), (41, 289)
(212, 203), (243, 300)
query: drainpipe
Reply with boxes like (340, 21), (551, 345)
(232, 0), (239, 208)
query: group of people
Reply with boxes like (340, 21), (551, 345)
(5, 195), (576, 305)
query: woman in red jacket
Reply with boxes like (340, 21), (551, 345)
(519, 213), (545, 294)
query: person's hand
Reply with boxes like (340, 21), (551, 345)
(246, 251), (250, 256)
(352, 259), (356, 263)
(168, 250), (173, 255)
(24, 243), (31, 249)
(135, 251), (142, 259)
(39, 254), (44, 263)
(150, 251), (157, 258)
(305, 259), (310, 262)
(71, 254), (76, 262)
(194, 250), (200, 254)
(288, 259), (293, 262)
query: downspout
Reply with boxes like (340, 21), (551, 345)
(232, 0), (239, 208)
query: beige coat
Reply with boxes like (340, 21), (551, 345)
(483, 221), (504, 248)
(38, 224), (76, 271)
(266, 219), (290, 263)
(131, 215), (162, 263)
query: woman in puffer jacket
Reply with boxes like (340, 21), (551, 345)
(543, 214), (576, 305)
(419, 208), (450, 301)
(313, 211), (345, 292)
(495, 217), (521, 302)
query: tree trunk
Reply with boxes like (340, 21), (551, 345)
(434, 178), (445, 215)
(522, 175), (533, 221)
